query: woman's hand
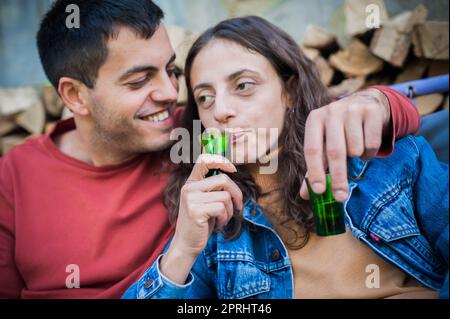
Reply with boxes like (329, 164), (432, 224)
(160, 154), (243, 285)
(300, 88), (391, 202)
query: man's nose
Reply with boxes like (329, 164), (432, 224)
(150, 73), (179, 103)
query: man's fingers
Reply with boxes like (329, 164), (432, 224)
(188, 154), (237, 182)
(325, 115), (349, 202)
(362, 111), (383, 161)
(344, 107), (365, 158)
(304, 110), (327, 194)
(185, 173), (243, 210)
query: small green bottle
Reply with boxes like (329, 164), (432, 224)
(306, 175), (346, 237)
(200, 132), (230, 177)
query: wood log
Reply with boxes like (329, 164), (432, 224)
(413, 21), (449, 60)
(395, 58), (429, 84)
(303, 25), (337, 50)
(0, 116), (18, 136)
(415, 93), (445, 116)
(315, 55), (335, 87)
(345, 0), (389, 36)
(443, 96), (449, 110)
(300, 47), (335, 86)
(329, 39), (384, 77)
(61, 107), (74, 120)
(428, 60), (450, 77)
(15, 101), (46, 135)
(328, 77), (366, 97)
(370, 5), (428, 67)
(0, 135), (27, 156)
(167, 25), (198, 71)
(302, 47), (321, 61)
(45, 122), (57, 134)
(42, 85), (64, 117)
(177, 75), (188, 106)
(0, 86), (41, 117)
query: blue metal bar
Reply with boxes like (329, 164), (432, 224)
(390, 74), (449, 98)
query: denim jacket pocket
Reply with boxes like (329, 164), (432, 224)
(366, 189), (445, 275)
(215, 255), (271, 299)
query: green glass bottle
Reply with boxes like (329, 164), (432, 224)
(306, 175), (346, 237)
(200, 132), (230, 177)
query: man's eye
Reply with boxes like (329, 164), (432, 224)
(237, 82), (255, 91)
(128, 77), (149, 89)
(168, 67), (181, 78)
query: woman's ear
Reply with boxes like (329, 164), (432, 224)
(284, 76), (296, 111)
(58, 77), (90, 116)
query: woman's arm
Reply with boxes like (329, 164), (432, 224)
(411, 137), (449, 298)
(121, 252), (217, 299)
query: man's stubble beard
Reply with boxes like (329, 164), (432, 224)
(90, 99), (175, 155)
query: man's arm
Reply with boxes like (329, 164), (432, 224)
(0, 158), (25, 298)
(301, 86), (420, 202)
(370, 85), (421, 157)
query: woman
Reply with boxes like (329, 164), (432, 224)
(123, 16), (449, 299)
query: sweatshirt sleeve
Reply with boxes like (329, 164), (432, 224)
(0, 156), (25, 298)
(370, 85), (421, 157)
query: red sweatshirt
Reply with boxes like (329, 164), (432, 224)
(0, 87), (419, 299)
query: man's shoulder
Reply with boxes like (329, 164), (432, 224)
(1, 135), (47, 166)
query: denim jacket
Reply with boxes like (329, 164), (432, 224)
(122, 136), (449, 299)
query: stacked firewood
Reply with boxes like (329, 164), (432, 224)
(302, 0), (448, 116)
(0, 0), (448, 156)
(0, 85), (73, 156)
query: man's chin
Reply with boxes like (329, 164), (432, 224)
(141, 135), (175, 153)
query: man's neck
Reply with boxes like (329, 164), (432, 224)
(54, 124), (137, 167)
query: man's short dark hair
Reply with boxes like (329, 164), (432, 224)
(37, 0), (164, 89)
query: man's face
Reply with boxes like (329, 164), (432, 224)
(86, 24), (179, 154)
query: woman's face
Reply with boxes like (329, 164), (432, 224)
(190, 39), (290, 165)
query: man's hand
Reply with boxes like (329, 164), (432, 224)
(300, 88), (391, 202)
(160, 154), (243, 285)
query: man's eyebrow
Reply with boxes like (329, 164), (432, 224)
(193, 68), (260, 92)
(118, 53), (177, 83)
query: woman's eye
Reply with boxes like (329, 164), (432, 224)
(237, 82), (255, 91)
(197, 95), (214, 106)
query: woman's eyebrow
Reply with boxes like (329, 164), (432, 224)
(193, 68), (260, 92)
(227, 68), (260, 81)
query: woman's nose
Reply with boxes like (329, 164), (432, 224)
(214, 95), (235, 123)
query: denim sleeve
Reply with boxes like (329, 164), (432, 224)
(412, 137), (449, 299)
(121, 252), (216, 299)
(121, 254), (194, 299)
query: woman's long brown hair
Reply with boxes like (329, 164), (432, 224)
(164, 16), (333, 249)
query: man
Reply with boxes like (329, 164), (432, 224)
(0, 0), (419, 298)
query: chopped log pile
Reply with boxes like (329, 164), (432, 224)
(0, 0), (448, 156)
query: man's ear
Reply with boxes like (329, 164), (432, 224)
(58, 77), (91, 116)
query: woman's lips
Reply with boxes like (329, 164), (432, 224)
(231, 130), (251, 144)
